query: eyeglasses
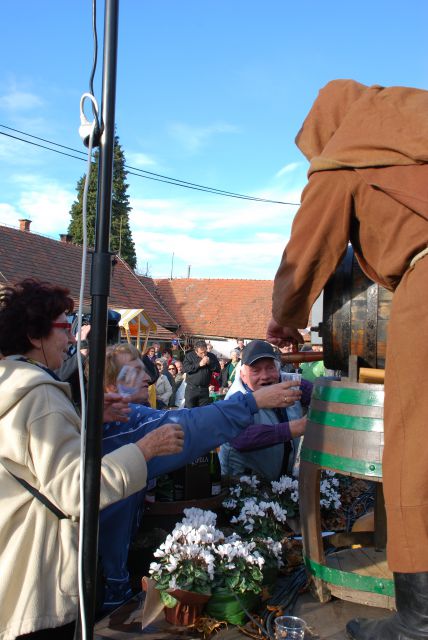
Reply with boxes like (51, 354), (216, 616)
(52, 322), (73, 333)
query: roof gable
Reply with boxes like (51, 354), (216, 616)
(0, 225), (177, 329)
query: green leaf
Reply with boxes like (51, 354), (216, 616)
(161, 592), (178, 608)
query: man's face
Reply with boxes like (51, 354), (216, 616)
(114, 352), (150, 404)
(195, 346), (207, 358)
(240, 357), (279, 391)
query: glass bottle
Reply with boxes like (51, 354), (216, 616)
(209, 449), (222, 496)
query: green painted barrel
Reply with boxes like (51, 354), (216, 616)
(299, 379), (394, 608)
(301, 378), (384, 479)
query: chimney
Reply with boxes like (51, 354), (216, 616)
(19, 219), (32, 232)
(59, 233), (73, 243)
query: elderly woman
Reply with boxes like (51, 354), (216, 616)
(0, 279), (184, 640)
(155, 359), (173, 408)
(99, 341), (303, 610)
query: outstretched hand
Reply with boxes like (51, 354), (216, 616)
(266, 316), (304, 348)
(103, 393), (132, 423)
(252, 379), (302, 409)
(137, 423), (185, 462)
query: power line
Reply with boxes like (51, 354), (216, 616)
(0, 123), (300, 206)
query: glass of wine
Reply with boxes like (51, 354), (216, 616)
(116, 365), (141, 398)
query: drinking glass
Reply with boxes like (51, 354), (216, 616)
(116, 365), (140, 397)
(274, 615), (306, 639)
(289, 372), (302, 390)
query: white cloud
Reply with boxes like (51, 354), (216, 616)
(0, 90), (44, 112)
(126, 151), (157, 168)
(17, 184), (74, 234)
(132, 228), (287, 279)
(168, 121), (239, 152)
(128, 181), (302, 278)
(0, 180), (74, 237)
(0, 135), (41, 165)
(0, 202), (20, 222)
(275, 161), (302, 177)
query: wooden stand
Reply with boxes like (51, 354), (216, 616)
(299, 358), (394, 609)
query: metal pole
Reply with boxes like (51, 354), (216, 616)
(81, 0), (119, 635)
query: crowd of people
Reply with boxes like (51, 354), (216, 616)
(2, 78), (426, 640)
(0, 279), (305, 638)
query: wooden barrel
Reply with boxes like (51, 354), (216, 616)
(322, 246), (393, 374)
(299, 378), (394, 609)
(302, 378), (384, 480)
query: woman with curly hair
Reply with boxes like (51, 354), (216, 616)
(0, 278), (184, 640)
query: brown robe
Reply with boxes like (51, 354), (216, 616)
(272, 80), (428, 572)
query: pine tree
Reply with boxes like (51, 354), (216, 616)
(68, 135), (137, 269)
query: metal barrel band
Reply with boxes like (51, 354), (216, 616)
(308, 407), (384, 432)
(312, 385), (384, 407)
(300, 447), (382, 478)
(303, 556), (395, 597)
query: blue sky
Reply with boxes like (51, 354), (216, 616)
(1, 1), (427, 279)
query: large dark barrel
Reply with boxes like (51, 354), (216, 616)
(321, 246), (393, 373)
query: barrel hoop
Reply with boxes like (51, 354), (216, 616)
(308, 407), (384, 432)
(365, 279), (379, 368)
(300, 447), (383, 477)
(303, 555), (395, 597)
(312, 385), (384, 407)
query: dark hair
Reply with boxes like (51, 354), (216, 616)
(0, 278), (74, 355)
(194, 340), (207, 350)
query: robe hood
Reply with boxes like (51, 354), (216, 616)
(296, 79), (428, 173)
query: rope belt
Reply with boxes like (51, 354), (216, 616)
(409, 246), (428, 269)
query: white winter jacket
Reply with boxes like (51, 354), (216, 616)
(0, 359), (148, 639)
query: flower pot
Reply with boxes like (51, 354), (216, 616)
(164, 589), (211, 626)
(204, 588), (260, 625)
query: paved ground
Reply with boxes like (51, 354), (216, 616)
(95, 588), (390, 640)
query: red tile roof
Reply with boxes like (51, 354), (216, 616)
(0, 225), (301, 342)
(153, 278), (275, 340)
(0, 224), (178, 332)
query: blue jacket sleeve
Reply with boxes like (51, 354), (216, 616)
(146, 391), (258, 478)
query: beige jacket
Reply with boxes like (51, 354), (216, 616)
(0, 359), (147, 639)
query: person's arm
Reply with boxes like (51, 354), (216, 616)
(230, 421), (292, 451)
(25, 385), (148, 517)
(182, 352), (200, 374)
(300, 378), (313, 407)
(145, 380), (302, 478)
(209, 353), (221, 374)
(271, 172), (353, 330)
(229, 414), (307, 452)
(162, 376), (173, 404)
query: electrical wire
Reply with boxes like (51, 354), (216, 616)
(0, 124), (300, 206)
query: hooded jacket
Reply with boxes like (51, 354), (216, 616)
(0, 359), (148, 640)
(272, 80), (428, 328)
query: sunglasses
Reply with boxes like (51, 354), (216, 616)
(52, 322), (73, 333)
